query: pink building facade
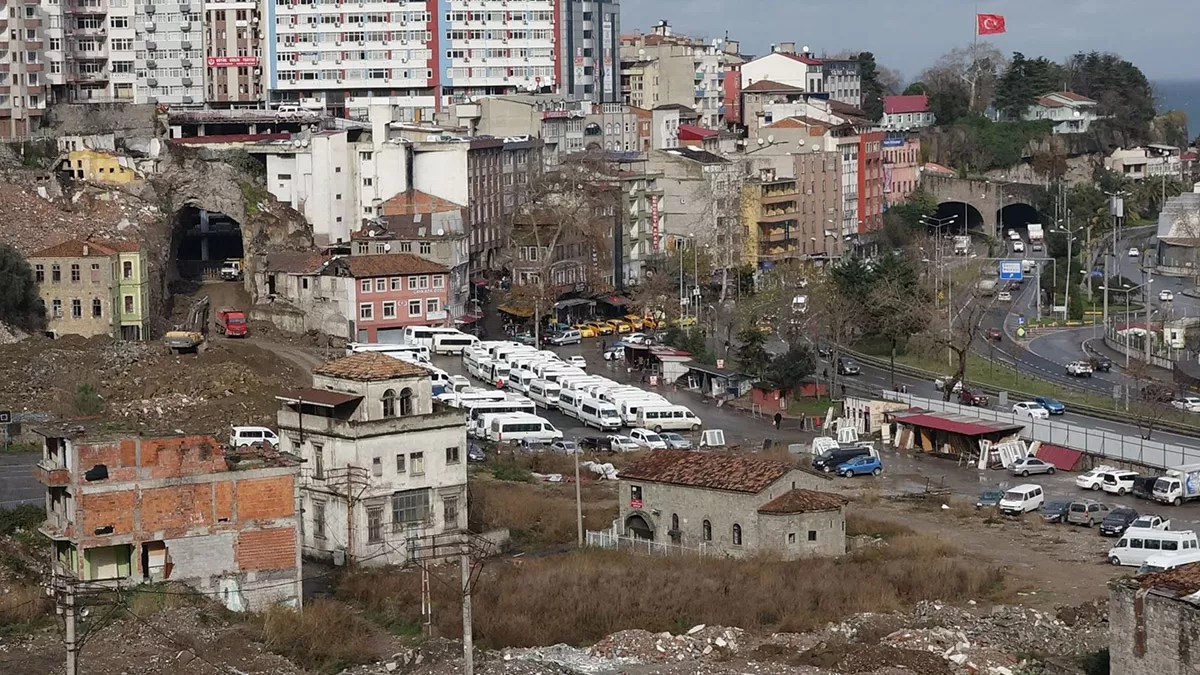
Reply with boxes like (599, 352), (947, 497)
(342, 254), (452, 343)
(883, 137), (922, 207)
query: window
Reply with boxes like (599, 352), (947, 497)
(400, 242), (413, 253)
(390, 277), (401, 291)
(788, 533), (796, 544)
(366, 506), (383, 543)
(52, 299), (62, 318)
(418, 275), (429, 289)
(382, 301), (397, 318)
(419, 241), (431, 254)
(71, 299), (82, 319)
(52, 264), (60, 282)
(364, 177), (373, 187)
(313, 501), (326, 539)
(432, 274), (444, 289)
(382, 388), (396, 417)
(392, 489), (430, 530)
(359, 303), (373, 320)
(443, 496), (459, 526)
(375, 278), (386, 292)
(808, 530), (817, 541)
(408, 299), (422, 317)
(35, 264), (43, 283)
(360, 279), (371, 293)
(123, 261), (132, 279)
(312, 443), (324, 480)
(732, 523), (742, 546)
(670, 513), (679, 531)
(70, 264), (80, 282)
(407, 276), (417, 290)
(630, 485), (642, 503)
(445, 446), (460, 464)
(410, 450), (424, 474)
(702, 520), (712, 541)
(124, 296), (134, 313)
(91, 298), (102, 318)
(400, 388), (414, 416)
(371, 457), (383, 477)
(426, 298), (440, 314)
(395, 453), (405, 473)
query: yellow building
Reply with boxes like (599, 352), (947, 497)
(30, 239), (149, 340)
(64, 149), (137, 184)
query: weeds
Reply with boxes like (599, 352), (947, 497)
(74, 383), (104, 416)
(490, 462), (533, 482)
(0, 505), (45, 536)
(846, 513), (914, 539)
(0, 583), (52, 632)
(468, 479), (616, 551)
(260, 599), (378, 674)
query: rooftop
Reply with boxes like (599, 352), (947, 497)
(742, 79), (804, 94)
(758, 489), (849, 514)
(892, 412), (1023, 437)
(620, 450), (793, 494)
(262, 251), (331, 274)
(380, 189), (466, 216)
(1137, 562), (1200, 598)
(678, 124), (718, 139)
(30, 238), (140, 259)
(775, 51), (824, 66)
(884, 94), (930, 115)
(276, 387), (364, 408)
(660, 146), (730, 165)
(338, 253), (450, 278)
(314, 352), (429, 381)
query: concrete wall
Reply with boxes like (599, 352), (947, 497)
(1110, 581), (1200, 675)
(251, 272), (354, 340)
(757, 507), (846, 558)
(413, 147), (469, 208)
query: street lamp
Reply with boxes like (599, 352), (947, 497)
(921, 214), (958, 308)
(1100, 279), (1154, 367)
(1053, 211), (1084, 320)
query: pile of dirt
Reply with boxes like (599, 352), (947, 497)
(0, 182), (155, 255)
(0, 334), (305, 433)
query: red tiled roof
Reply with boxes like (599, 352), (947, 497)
(1049, 90), (1094, 102)
(923, 162), (956, 176)
(380, 190), (465, 216)
(742, 79), (803, 93)
(620, 450), (792, 494)
(765, 116), (827, 130)
(884, 95), (930, 115)
(893, 413), (1023, 437)
(758, 489), (848, 514)
(1139, 562), (1200, 596)
(30, 239), (123, 258)
(314, 352), (428, 381)
(776, 52), (823, 66)
(1035, 444), (1083, 472)
(678, 124), (718, 140)
(340, 253), (449, 278)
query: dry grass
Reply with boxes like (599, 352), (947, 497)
(468, 478), (618, 551)
(260, 599), (380, 674)
(0, 583), (52, 627)
(846, 513), (914, 539)
(337, 533), (1004, 649)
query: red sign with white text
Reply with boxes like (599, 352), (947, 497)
(207, 56), (260, 67)
(650, 195), (660, 251)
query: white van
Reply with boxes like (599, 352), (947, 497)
(402, 326), (464, 350)
(542, 367), (587, 385)
(229, 426), (279, 448)
(1137, 549), (1200, 575)
(599, 386), (649, 404)
(348, 342), (431, 363)
(999, 484), (1044, 515)
(1108, 530), (1200, 567)
(578, 397), (622, 431)
(486, 413), (563, 444)
(616, 396), (669, 425)
(506, 370), (537, 395)
(527, 379), (562, 408)
(465, 398), (537, 437)
(1101, 470), (1140, 496)
(637, 404), (702, 432)
(557, 389), (584, 418)
(433, 332), (480, 355)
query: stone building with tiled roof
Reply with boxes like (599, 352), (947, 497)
(1110, 561), (1200, 675)
(615, 450), (845, 559)
(276, 351), (467, 567)
(29, 238), (149, 340)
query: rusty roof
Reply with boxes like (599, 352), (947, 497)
(742, 79), (803, 93)
(314, 352), (428, 381)
(620, 450), (793, 493)
(263, 251), (331, 274)
(1138, 562), (1200, 597)
(758, 489), (849, 515)
(380, 190), (465, 216)
(276, 387), (364, 408)
(30, 238), (128, 258)
(339, 253), (449, 277)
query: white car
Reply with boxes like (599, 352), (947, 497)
(997, 291), (1012, 302)
(568, 355), (588, 370)
(1160, 290), (1175, 302)
(1101, 470), (1139, 496)
(1009, 230), (1021, 241)
(607, 435), (641, 452)
(934, 376), (964, 394)
(1012, 402), (1050, 419)
(1172, 396), (1200, 413)
(1066, 361), (1094, 377)
(1075, 465), (1119, 491)
(1012, 240), (1025, 253)
(629, 428), (668, 449)
(625, 333), (652, 345)
(1129, 247), (1140, 258)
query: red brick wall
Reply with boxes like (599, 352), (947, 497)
(214, 481), (235, 523)
(139, 484), (215, 534)
(235, 476), (296, 521)
(80, 491), (136, 536)
(144, 437), (226, 478)
(236, 528), (297, 571)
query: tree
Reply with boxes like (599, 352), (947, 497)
(0, 244), (45, 331)
(769, 343), (817, 392)
(903, 82), (928, 95)
(868, 275), (929, 387)
(855, 51), (887, 121)
(994, 52), (1065, 120)
(1063, 51), (1156, 141)
(920, 44), (1006, 114)
(927, 285), (991, 401)
(734, 327), (771, 379)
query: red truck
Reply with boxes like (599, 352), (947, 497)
(215, 308), (249, 337)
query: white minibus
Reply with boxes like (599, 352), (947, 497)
(433, 332), (480, 355)
(486, 413), (563, 444)
(637, 404), (703, 432)
(526, 379), (562, 408)
(578, 397), (622, 431)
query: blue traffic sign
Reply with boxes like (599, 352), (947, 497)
(998, 260), (1024, 281)
(1017, 315), (1026, 325)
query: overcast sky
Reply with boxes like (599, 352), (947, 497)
(620, 0), (1200, 82)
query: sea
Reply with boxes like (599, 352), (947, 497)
(1155, 79), (1200, 139)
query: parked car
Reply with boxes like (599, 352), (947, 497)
(1013, 401), (1050, 419)
(1076, 466), (1119, 491)
(837, 455), (882, 477)
(1000, 484), (1045, 515)
(624, 332), (652, 345)
(1132, 476), (1159, 500)
(812, 445), (872, 473)
(1034, 396), (1066, 415)
(1100, 508), (1140, 537)
(1172, 396), (1200, 413)
(606, 319), (634, 334)
(512, 332), (538, 346)
(1160, 289), (1176, 302)
(1066, 361), (1094, 377)
(229, 426), (279, 448)
(987, 327), (1003, 341)
(606, 435), (641, 452)
(467, 442), (487, 463)
(1101, 470), (1140, 496)
(1129, 247), (1141, 258)
(587, 321), (615, 336)
(568, 355), (588, 369)
(548, 330), (582, 346)
(1129, 514), (1171, 531)
(572, 323), (598, 338)
(603, 345), (625, 361)
(837, 356), (861, 376)
(1067, 500), (1111, 527)
(934, 375), (964, 393)
(549, 440), (579, 454)
(1042, 501), (1072, 523)
(1089, 356), (1113, 372)
(660, 432), (692, 450)
(1010, 456), (1057, 477)
(976, 490), (1005, 509)
(958, 388), (989, 407)
(629, 428), (668, 449)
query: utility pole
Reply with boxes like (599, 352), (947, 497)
(1104, 191), (1125, 328)
(56, 573), (78, 675)
(574, 450), (583, 546)
(1063, 210), (1073, 320)
(460, 539), (475, 675)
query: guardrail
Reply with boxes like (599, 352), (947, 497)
(840, 347), (1200, 439)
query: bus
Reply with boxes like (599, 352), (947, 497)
(432, 332), (480, 355)
(464, 398), (537, 437)
(402, 326), (466, 349)
(347, 342), (430, 363)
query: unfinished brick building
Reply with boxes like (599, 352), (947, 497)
(35, 426), (303, 612)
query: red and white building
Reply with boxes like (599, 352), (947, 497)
(881, 95), (934, 130)
(338, 254), (451, 343)
(738, 45), (861, 108)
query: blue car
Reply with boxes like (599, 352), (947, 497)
(836, 454), (882, 477)
(1034, 396), (1066, 415)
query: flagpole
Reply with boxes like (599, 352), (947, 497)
(970, 4), (979, 111)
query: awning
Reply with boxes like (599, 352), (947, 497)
(893, 413), (1022, 437)
(1036, 443), (1083, 472)
(498, 305), (534, 318)
(554, 298), (594, 310)
(455, 314), (482, 324)
(472, 278), (490, 286)
(683, 361), (741, 378)
(276, 387), (363, 408)
(595, 295), (632, 307)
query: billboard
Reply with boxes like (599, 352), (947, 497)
(207, 56), (259, 67)
(998, 260), (1023, 281)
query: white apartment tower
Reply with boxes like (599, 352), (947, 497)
(135, 0), (204, 104)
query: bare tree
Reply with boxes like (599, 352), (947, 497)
(869, 275), (932, 387)
(1125, 357), (1170, 440)
(920, 44), (1006, 112)
(927, 287), (992, 401)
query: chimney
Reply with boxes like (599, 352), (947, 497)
(779, 42), (796, 55)
(770, 43), (776, 53)
(653, 20), (670, 37)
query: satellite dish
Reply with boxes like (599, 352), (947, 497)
(436, 228), (445, 236)
(383, 243), (392, 252)
(757, 138), (764, 146)
(767, 134), (775, 144)
(798, 139), (805, 146)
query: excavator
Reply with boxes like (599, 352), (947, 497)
(164, 296), (210, 355)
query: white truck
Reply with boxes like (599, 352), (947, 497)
(953, 235), (971, 256)
(1129, 514), (1171, 531)
(1028, 223), (1044, 251)
(977, 278), (997, 296)
(1153, 464), (1200, 506)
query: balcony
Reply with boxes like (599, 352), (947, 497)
(67, 69), (109, 83)
(25, 18), (41, 28)
(758, 210), (799, 224)
(760, 189), (798, 205)
(24, 39), (43, 50)
(67, 2), (109, 14)
(69, 46), (108, 59)
(759, 225), (797, 243)
(35, 460), (71, 487)
(25, 62), (42, 73)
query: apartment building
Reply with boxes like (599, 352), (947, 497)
(35, 429), (302, 612)
(135, 0), (204, 105)
(203, 0), (266, 105)
(883, 135), (921, 205)
(29, 238), (150, 340)
(739, 44), (861, 108)
(881, 95), (934, 131)
(1, 1), (53, 136)
(277, 352), (468, 567)
(584, 101), (639, 152)
(560, 0), (620, 102)
(619, 21), (727, 128)
(471, 94), (586, 165)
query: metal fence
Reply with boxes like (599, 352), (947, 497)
(881, 391), (1200, 469)
(585, 526), (712, 557)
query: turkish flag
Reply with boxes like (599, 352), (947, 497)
(977, 13), (1006, 35)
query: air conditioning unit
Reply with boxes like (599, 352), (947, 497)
(290, 79), (297, 84)
(182, 95), (193, 103)
(178, 4), (191, 12)
(181, 58), (192, 67)
(147, 77), (158, 86)
(180, 21), (191, 31)
(145, 4), (155, 12)
(181, 41), (192, 50)
(336, 40), (342, 45)
(147, 60), (157, 69)
(145, 21), (156, 31)
(146, 41), (157, 50)
(357, 22), (364, 27)
(401, 39), (408, 44)
(182, 77), (193, 86)
(337, 78), (343, 83)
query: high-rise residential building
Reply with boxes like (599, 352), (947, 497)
(619, 21), (728, 128)
(136, 0), (205, 105)
(560, 0), (619, 102)
(203, 0), (267, 105)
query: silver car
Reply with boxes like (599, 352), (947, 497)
(1010, 456), (1056, 477)
(660, 432), (692, 450)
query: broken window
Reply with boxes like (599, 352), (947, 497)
(410, 451), (424, 475)
(788, 533), (796, 544)
(52, 264), (61, 282)
(702, 520), (712, 541)
(52, 299), (62, 318)
(392, 489), (430, 531)
(141, 540), (170, 580)
(313, 501), (326, 539)
(35, 264), (43, 283)
(808, 530), (817, 542)
(366, 506), (383, 544)
(399, 388), (413, 416)
(83, 464), (108, 481)
(123, 260), (132, 279)
(311, 443), (324, 480)
(443, 496), (458, 526)
(94, 525), (114, 535)
(124, 295), (134, 313)
(371, 457), (382, 477)
(71, 299), (81, 319)
(92, 298), (102, 318)
(395, 453), (405, 473)
(83, 544), (132, 580)
(445, 446), (460, 464)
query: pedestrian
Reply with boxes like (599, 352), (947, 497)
(601, 338), (607, 352)
(773, 411), (782, 430)
(900, 383), (908, 394)
(822, 368), (829, 381)
(840, 383), (847, 399)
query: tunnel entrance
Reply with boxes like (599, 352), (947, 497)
(932, 202), (983, 233)
(171, 206), (245, 281)
(998, 203), (1041, 233)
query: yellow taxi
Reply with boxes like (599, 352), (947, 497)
(623, 314), (645, 330)
(672, 316), (698, 328)
(587, 321), (615, 336)
(606, 319), (634, 334)
(572, 323), (598, 338)
(640, 315), (659, 330)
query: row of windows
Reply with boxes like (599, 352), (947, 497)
(274, 11), (429, 24)
(276, 47), (430, 59)
(358, 298), (440, 321)
(49, 297), (104, 320)
(311, 489), (458, 544)
(358, 274), (445, 293)
(356, 240), (432, 255)
(35, 261), (136, 283)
